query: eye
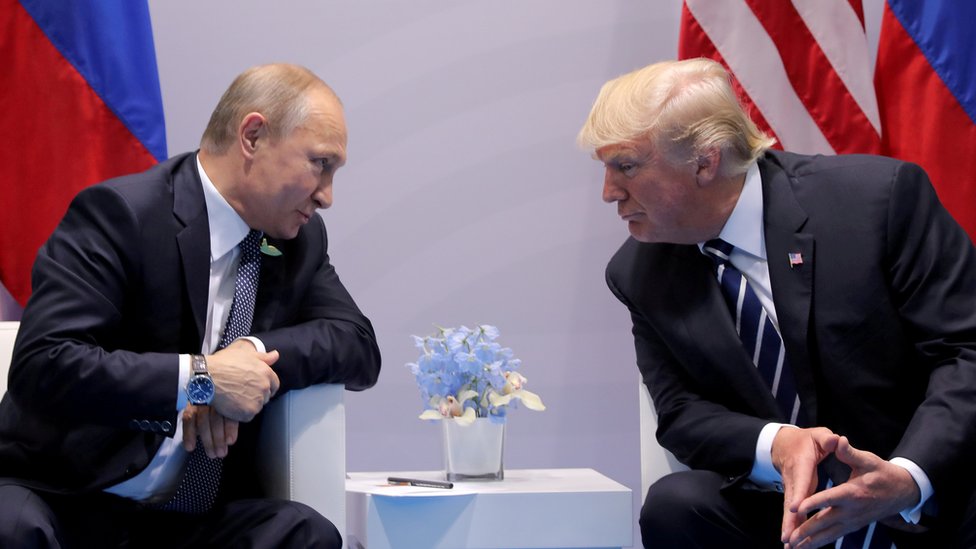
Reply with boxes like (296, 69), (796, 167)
(313, 158), (332, 172)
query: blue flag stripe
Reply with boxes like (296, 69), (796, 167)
(17, 0), (167, 161)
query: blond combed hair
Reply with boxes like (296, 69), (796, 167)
(200, 63), (337, 154)
(577, 58), (775, 176)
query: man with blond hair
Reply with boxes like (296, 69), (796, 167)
(580, 58), (976, 548)
(0, 63), (381, 548)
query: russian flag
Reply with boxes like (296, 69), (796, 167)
(876, 0), (976, 242)
(0, 0), (167, 308)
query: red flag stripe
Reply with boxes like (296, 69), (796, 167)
(0, 0), (157, 305)
(678, 4), (782, 150)
(790, 0), (880, 133)
(684, 0), (834, 154)
(743, 0), (880, 154)
(875, 4), (976, 240)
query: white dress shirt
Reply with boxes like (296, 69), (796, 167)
(105, 155), (264, 502)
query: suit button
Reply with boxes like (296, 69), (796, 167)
(129, 419), (140, 430)
(139, 420), (150, 431)
(161, 420), (173, 433)
(150, 421), (162, 432)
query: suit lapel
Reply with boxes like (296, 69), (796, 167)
(665, 245), (785, 419)
(253, 237), (285, 332)
(760, 154), (818, 423)
(173, 154), (211, 347)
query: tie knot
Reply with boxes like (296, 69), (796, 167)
(241, 229), (262, 257)
(703, 238), (734, 265)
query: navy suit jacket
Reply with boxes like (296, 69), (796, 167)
(0, 152), (381, 494)
(607, 150), (976, 510)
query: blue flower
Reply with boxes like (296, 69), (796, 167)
(407, 325), (545, 423)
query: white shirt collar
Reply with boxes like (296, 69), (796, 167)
(196, 155), (251, 261)
(714, 162), (765, 260)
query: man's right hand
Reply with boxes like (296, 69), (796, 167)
(183, 404), (239, 458)
(772, 427), (841, 545)
(206, 339), (281, 422)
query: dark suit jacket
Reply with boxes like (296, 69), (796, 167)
(0, 152), (381, 495)
(607, 150), (976, 510)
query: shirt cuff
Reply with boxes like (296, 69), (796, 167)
(177, 354), (190, 411)
(749, 422), (795, 491)
(889, 457), (933, 524)
(240, 336), (266, 353)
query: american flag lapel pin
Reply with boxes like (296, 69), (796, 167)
(788, 252), (803, 269)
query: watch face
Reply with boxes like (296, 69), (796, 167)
(187, 375), (215, 405)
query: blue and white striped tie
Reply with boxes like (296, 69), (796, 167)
(704, 239), (895, 549)
(703, 239), (801, 423)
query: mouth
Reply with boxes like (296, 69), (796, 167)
(619, 211), (643, 221)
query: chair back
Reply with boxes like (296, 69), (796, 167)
(639, 378), (688, 497)
(0, 321), (18, 396)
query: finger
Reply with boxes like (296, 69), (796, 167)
(262, 349), (281, 366)
(209, 410), (227, 458)
(268, 368), (281, 397)
(196, 406), (216, 459)
(790, 508), (852, 549)
(225, 419), (240, 446)
(832, 436), (870, 470)
(182, 407), (198, 451)
(796, 483), (850, 517)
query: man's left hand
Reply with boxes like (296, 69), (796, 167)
(786, 436), (921, 548)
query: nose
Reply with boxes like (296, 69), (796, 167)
(602, 171), (626, 203)
(313, 180), (333, 210)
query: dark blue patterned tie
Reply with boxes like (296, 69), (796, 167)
(704, 239), (895, 549)
(160, 229), (262, 514)
(703, 239), (801, 423)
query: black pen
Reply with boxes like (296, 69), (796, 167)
(387, 476), (454, 489)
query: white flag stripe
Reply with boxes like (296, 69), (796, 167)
(792, 0), (881, 133)
(685, 0), (836, 154)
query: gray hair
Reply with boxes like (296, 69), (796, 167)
(200, 63), (338, 154)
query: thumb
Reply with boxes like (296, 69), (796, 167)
(833, 436), (865, 469)
(261, 349), (280, 366)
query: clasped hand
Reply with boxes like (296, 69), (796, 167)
(775, 427), (921, 548)
(182, 339), (281, 458)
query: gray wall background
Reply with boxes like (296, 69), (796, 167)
(141, 2), (880, 546)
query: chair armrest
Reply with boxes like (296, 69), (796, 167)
(256, 383), (346, 542)
(639, 379), (687, 497)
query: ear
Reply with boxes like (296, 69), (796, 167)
(239, 112), (267, 158)
(694, 148), (722, 187)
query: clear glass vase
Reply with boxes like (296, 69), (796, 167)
(442, 417), (505, 481)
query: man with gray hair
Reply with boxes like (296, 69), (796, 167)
(0, 63), (381, 548)
(580, 58), (976, 548)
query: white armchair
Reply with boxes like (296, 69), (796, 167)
(639, 379), (688, 497)
(0, 321), (346, 543)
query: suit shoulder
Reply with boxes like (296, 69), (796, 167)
(606, 237), (679, 296)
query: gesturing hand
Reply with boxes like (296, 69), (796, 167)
(183, 404), (239, 459)
(207, 338), (281, 422)
(785, 436), (921, 548)
(772, 427), (840, 545)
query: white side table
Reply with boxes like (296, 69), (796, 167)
(346, 468), (632, 549)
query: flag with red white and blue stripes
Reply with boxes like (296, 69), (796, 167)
(0, 0), (167, 308)
(876, 0), (976, 242)
(679, 0), (975, 242)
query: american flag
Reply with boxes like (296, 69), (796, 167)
(679, 0), (976, 242)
